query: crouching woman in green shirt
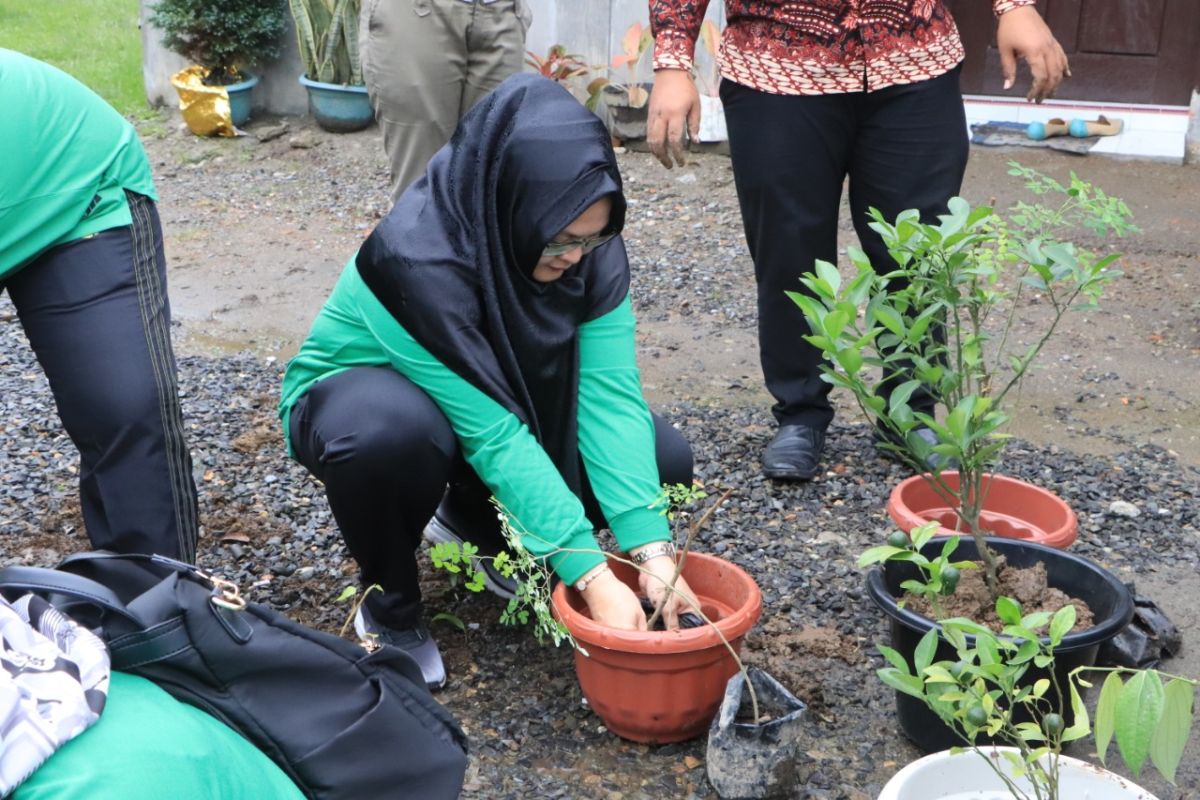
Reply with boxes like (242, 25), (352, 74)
(0, 50), (198, 562)
(280, 74), (696, 690)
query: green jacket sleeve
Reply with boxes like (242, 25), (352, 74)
(577, 296), (672, 551)
(351, 273), (605, 585)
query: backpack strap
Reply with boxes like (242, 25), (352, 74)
(0, 565), (142, 626)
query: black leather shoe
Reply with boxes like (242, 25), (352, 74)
(874, 426), (958, 472)
(763, 424), (826, 481)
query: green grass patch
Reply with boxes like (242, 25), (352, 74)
(0, 0), (149, 117)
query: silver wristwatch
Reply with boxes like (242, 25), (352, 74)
(630, 541), (677, 565)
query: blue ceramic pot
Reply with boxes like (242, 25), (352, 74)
(299, 76), (374, 133)
(225, 74), (259, 127)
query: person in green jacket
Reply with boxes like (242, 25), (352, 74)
(0, 50), (198, 562)
(281, 74), (696, 690)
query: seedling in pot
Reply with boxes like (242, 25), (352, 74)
(524, 44), (591, 84)
(586, 22), (655, 110)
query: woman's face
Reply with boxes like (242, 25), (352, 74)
(531, 196), (613, 283)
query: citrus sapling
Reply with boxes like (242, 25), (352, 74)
(793, 164), (1136, 599)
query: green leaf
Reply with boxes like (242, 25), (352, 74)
(1115, 670), (1166, 776)
(888, 380), (922, 415)
(1149, 679), (1195, 784)
(858, 545), (912, 567)
(876, 644), (913, 674)
(814, 259), (842, 294)
(835, 347), (863, 376)
(910, 521), (942, 551)
(1010, 639), (1038, 665)
(873, 305), (905, 337)
(1018, 611), (1051, 632)
(995, 596), (1022, 626)
(1061, 679), (1091, 743)
(1049, 604), (1077, 646)
(335, 585), (357, 602)
(976, 634), (1000, 666)
(464, 570), (487, 593)
(431, 612), (467, 633)
(923, 665), (958, 684)
(878, 668), (926, 700)
(914, 628), (938, 673)
(845, 265), (877, 306)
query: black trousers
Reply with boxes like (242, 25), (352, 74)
(720, 67), (970, 429)
(2, 193), (199, 561)
(289, 365), (694, 628)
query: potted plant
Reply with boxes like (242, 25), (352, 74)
(862, 525), (1134, 752)
(525, 44), (597, 107)
(290, 0), (374, 133)
(873, 579), (1196, 799)
(430, 485), (774, 744)
(150, 0), (287, 130)
(792, 164), (1137, 552)
(588, 22), (655, 141)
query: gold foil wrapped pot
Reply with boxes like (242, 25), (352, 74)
(170, 66), (247, 137)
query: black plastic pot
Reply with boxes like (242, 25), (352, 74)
(866, 536), (1134, 753)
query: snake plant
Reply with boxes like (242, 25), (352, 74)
(290, 0), (362, 85)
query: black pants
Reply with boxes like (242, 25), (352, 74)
(2, 193), (199, 561)
(720, 67), (970, 429)
(289, 366), (694, 628)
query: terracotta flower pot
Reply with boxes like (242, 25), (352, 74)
(551, 552), (762, 744)
(887, 471), (1078, 549)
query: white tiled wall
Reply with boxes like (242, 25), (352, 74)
(963, 95), (1189, 164)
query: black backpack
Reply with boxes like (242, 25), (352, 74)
(0, 552), (468, 800)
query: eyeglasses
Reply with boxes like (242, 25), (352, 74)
(541, 231), (616, 257)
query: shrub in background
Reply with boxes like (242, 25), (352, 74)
(151, 0), (288, 85)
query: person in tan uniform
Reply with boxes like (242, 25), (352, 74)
(359, 0), (532, 201)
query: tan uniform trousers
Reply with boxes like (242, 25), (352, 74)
(360, 0), (529, 202)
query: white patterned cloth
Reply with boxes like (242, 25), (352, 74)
(0, 594), (110, 794)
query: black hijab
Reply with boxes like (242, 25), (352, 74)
(356, 74), (630, 496)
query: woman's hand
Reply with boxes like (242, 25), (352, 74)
(637, 555), (700, 631)
(580, 568), (648, 631)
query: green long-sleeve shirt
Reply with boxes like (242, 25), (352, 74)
(280, 262), (670, 584)
(0, 49), (156, 279)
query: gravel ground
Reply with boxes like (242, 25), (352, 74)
(1, 306), (1196, 798)
(0, 112), (1197, 798)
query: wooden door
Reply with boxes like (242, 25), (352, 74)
(947, 0), (1200, 105)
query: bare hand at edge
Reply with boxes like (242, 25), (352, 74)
(647, 69), (700, 169)
(996, 6), (1070, 103)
